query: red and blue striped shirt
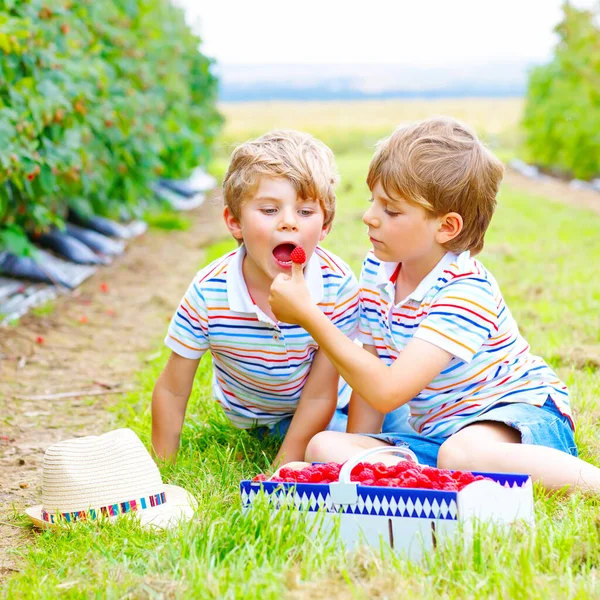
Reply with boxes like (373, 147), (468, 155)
(358, 250), (571, 437)
(166, 245), (359, 428)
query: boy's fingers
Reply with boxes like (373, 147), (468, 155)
(291, 261), (304, 280)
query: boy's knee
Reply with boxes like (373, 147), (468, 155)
(305, 431), (338, 463)
(437, 436), (471, 470)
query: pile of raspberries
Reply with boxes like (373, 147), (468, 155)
(252, 461), (492, 492)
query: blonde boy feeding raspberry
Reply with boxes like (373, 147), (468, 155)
(269, 117), (600, 494)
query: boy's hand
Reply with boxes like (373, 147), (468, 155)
(269, 259), (316, 325)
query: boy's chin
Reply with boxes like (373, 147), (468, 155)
(371, 246), (393, 261)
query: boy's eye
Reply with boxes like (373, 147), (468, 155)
(261, 208), (277, 215)
(298, 209), (314, 217)
(385, 209), (401, 217)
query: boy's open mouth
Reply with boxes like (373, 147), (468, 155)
(272, 243), (297, 267)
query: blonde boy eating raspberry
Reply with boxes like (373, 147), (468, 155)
(152, 131), (360, 467)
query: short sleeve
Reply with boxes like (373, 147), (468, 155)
(413, 277), (499, 363)
(330, 270), (359, 339)
(357, 255), (378, 346)
(164, 275), (209, 359)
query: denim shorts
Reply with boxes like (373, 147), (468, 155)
(363, 397), (578, 467)
(253, 399), (414, 440)
(251, 406), (350, 440)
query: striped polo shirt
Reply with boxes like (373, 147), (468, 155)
(165, 245), (359, 428)
(358, 250), (571, 438)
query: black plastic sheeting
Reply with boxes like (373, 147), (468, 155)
(68, 210), (133, 239)
(33, 228), (109, 265)
(65, 224), (125, 256)
(158, 178), (199, 198)
(1, 171), (216, 321)
(0, 251), (73, 287)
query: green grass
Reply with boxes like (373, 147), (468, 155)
(4, 135), (600, 598)
(144, 210), (193, 232)
(30, 301), (57, 318)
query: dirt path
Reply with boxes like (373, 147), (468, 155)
(0, 198), (227, 581)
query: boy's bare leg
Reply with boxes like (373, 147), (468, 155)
(438, 422), (600, 493)
(305, 431), (401, 466)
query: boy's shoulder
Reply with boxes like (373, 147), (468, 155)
(190, 247), (239, 289)
(314, 245), (355, 279)
(359, 250), (497, 293)
(438, 252), (497, 289)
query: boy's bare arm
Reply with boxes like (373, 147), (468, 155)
(272, 348), (339, 468)
(270, 269), (452, 414)
(151, 351), (201, 462)
(346, 344), (385, 433)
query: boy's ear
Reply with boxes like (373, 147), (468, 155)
(436, 212), (463, 244)
(223, 207), (243, 241)
(319, 222), (332, 242)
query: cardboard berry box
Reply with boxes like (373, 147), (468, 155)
(240, 447), (535, 560)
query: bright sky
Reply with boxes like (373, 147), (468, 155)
(176, 0), (597, 66)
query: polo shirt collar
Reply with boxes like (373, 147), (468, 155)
(376, 251), (462, 304)
(227, 245), (324, 314)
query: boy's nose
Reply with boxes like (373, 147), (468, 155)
(278, 209), (298, 231)
(362, 207), (379, 228)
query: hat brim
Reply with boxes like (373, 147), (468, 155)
(25, 484), (197, 530)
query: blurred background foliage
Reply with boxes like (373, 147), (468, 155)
(523, 4), (600, 180)
(0, 0), (221, 255)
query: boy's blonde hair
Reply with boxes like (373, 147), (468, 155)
(367, 117), (504, 255)
(223, 130), (339, 228)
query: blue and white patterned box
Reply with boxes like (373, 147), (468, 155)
(240, 449), (534, 559)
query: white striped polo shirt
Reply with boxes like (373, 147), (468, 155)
(165, 245), (359, 428)
(358, 250), (571, 438)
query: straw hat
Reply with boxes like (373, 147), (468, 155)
(25, 428), (196, 529)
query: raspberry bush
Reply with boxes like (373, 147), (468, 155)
(0, 0), (221, 255)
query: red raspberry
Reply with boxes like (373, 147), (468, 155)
(324, 463), (341, 480)
(278, 468), (298, 481)
(421, 467), (439, 479)
(360, 479), (376, 486)
(377, 478), (392, 487)
(252, 474), (268, 482)
(415, 474), (433, 489)
(457, 473), (477, 487)
(359, 467), (376, 482)
(386, 478), (402, 487)
(391, 461), (414, 476)
(403, 468), (422, 479)
(400, 476), (419, 488)
(296, 473), (309, 483)
(441, 481), (459, 491)
(305, 468), (324, 484)
(371, 463), (389, 479)
(350, 462), (366, 477)
(270, 476), (284, 482)
(290, 246), (306, 264)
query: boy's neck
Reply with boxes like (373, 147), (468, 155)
(394, 247), (447, 304)
(241, 255), (278, 321)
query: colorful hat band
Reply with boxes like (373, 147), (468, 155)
(41, 491), (167, 524)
